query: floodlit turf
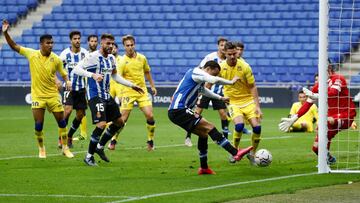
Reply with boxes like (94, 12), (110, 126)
(0, 106), (359, 203)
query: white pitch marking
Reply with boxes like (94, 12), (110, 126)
(107, 172), (317, 203)
(0, 193), (133, 199)
(0, 136), (293, 161)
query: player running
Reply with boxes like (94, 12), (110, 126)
(168, 60), (253, 175)
(279, 59), (357, 164)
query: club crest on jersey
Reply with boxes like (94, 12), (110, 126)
(237, 66), (242, 71)
(50, 58), (54, 62)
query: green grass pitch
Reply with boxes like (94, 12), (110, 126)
(0, 106), (359, 203)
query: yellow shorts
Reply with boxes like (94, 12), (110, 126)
(120, 93), (152, 110)
(228, 102), (258, 121)
(109, 81), (122, 99)
(292, 120), (314, 132)
(31, 95), (64, 112)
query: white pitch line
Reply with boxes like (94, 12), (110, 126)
(107, 172), (317, 203)
(0, 136), (293, 161)
(0, 193), (133, 199)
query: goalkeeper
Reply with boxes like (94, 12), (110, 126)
(279, 59), (357, 164)
(288, 90), (318, 132)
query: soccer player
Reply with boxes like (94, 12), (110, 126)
(2, 20), (74, 158)
(168, 60), (253, 175)
(108, 35), (157, 151)
(59, 31), (89, 148)
(288, 91), (318, 132)
(279, 59), (357, 164)
(219, 42), (263, 165)
(72, 33), (143, 166)
(87, 34), (98, 53)
(184, 37), (229, 147)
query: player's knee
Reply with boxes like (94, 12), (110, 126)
(235, 123), (244, 133)
(252, 126), (261, 134)
(146, 119), (155, 125)
(91, 127), (104, 142)
(35, 122), (43, 132)
(57, 119), (67, 128)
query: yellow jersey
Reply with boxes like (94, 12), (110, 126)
(219, 59), (255, 106)
(290, 102), (318, 124)
(19, 46), (66, 98)
(118, 52), (150, 96)
(110, 55), (123, 89)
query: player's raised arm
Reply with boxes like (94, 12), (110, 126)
(2, 20), (20, 53)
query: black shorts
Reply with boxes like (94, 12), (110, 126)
(197, 95), (226, 110)
(168, 108), (202, 133)
(63, 88), (88, 110)
(88, 96), (121, 124)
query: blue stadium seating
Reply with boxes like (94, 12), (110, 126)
(1, 0), (358, 83)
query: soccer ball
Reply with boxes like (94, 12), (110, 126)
(255, 149), (272, 167)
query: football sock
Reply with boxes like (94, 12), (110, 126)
(186, 131), (191, 139)
(99, 124), (121, 147)
(88, 127), (105, 155)
(146, 120), (156, 141)
(35, 130), (44, 148)
(80, 116), (87, 137)
(208, 128), (237, 156)
(198, 136), (208, 169)
(252, 126), (261, 152)
(58, 127), (68, 147)
(233, 123), (244, 148)
(221, 119), (229, 138)
(68, 117), (82, 138)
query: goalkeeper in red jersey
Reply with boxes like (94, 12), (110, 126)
(279, 59), (357, 165)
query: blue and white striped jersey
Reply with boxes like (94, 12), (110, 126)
(199, 52), (225, 96)
(76, 50), (117, 100)
(59, 47), (88, 91)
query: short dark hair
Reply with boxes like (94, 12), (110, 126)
(39, 34), (53, 43)
(298, 90), (305, 95)
(217, 37), (228, 45)
(224, 41), (236, 51)
(122, 34), (136, 45)
(203, 60), (221, 71)
(87, 34), (98, 42)
(101, 33), (115, 41)
(234, 41), (244, 49)
(69, 30), (81, 40)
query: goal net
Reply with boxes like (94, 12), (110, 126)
(318, 0), (360, 173)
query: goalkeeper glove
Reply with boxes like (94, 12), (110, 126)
(279, 114), (298, 132)
(302, 87), (319, 100)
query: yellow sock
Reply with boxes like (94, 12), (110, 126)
(252, 133), (261, 152)
(146, 123), (156, 141)
(80, 116), (87, 138)
(233, 130), (242, 149)
(35, 130), (44, 148)
(59, 127), (68, 147)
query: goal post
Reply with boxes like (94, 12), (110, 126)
(319, 0), (360, 174)
(318, 0), (330, 174)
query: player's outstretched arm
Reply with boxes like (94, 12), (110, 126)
(199, 86), (229, 103)
(192, 68), (238, 85)
(111, 70), (144, 94)
(2, 20), (20, 53)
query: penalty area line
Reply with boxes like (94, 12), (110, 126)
(107, 172), (317, 203)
